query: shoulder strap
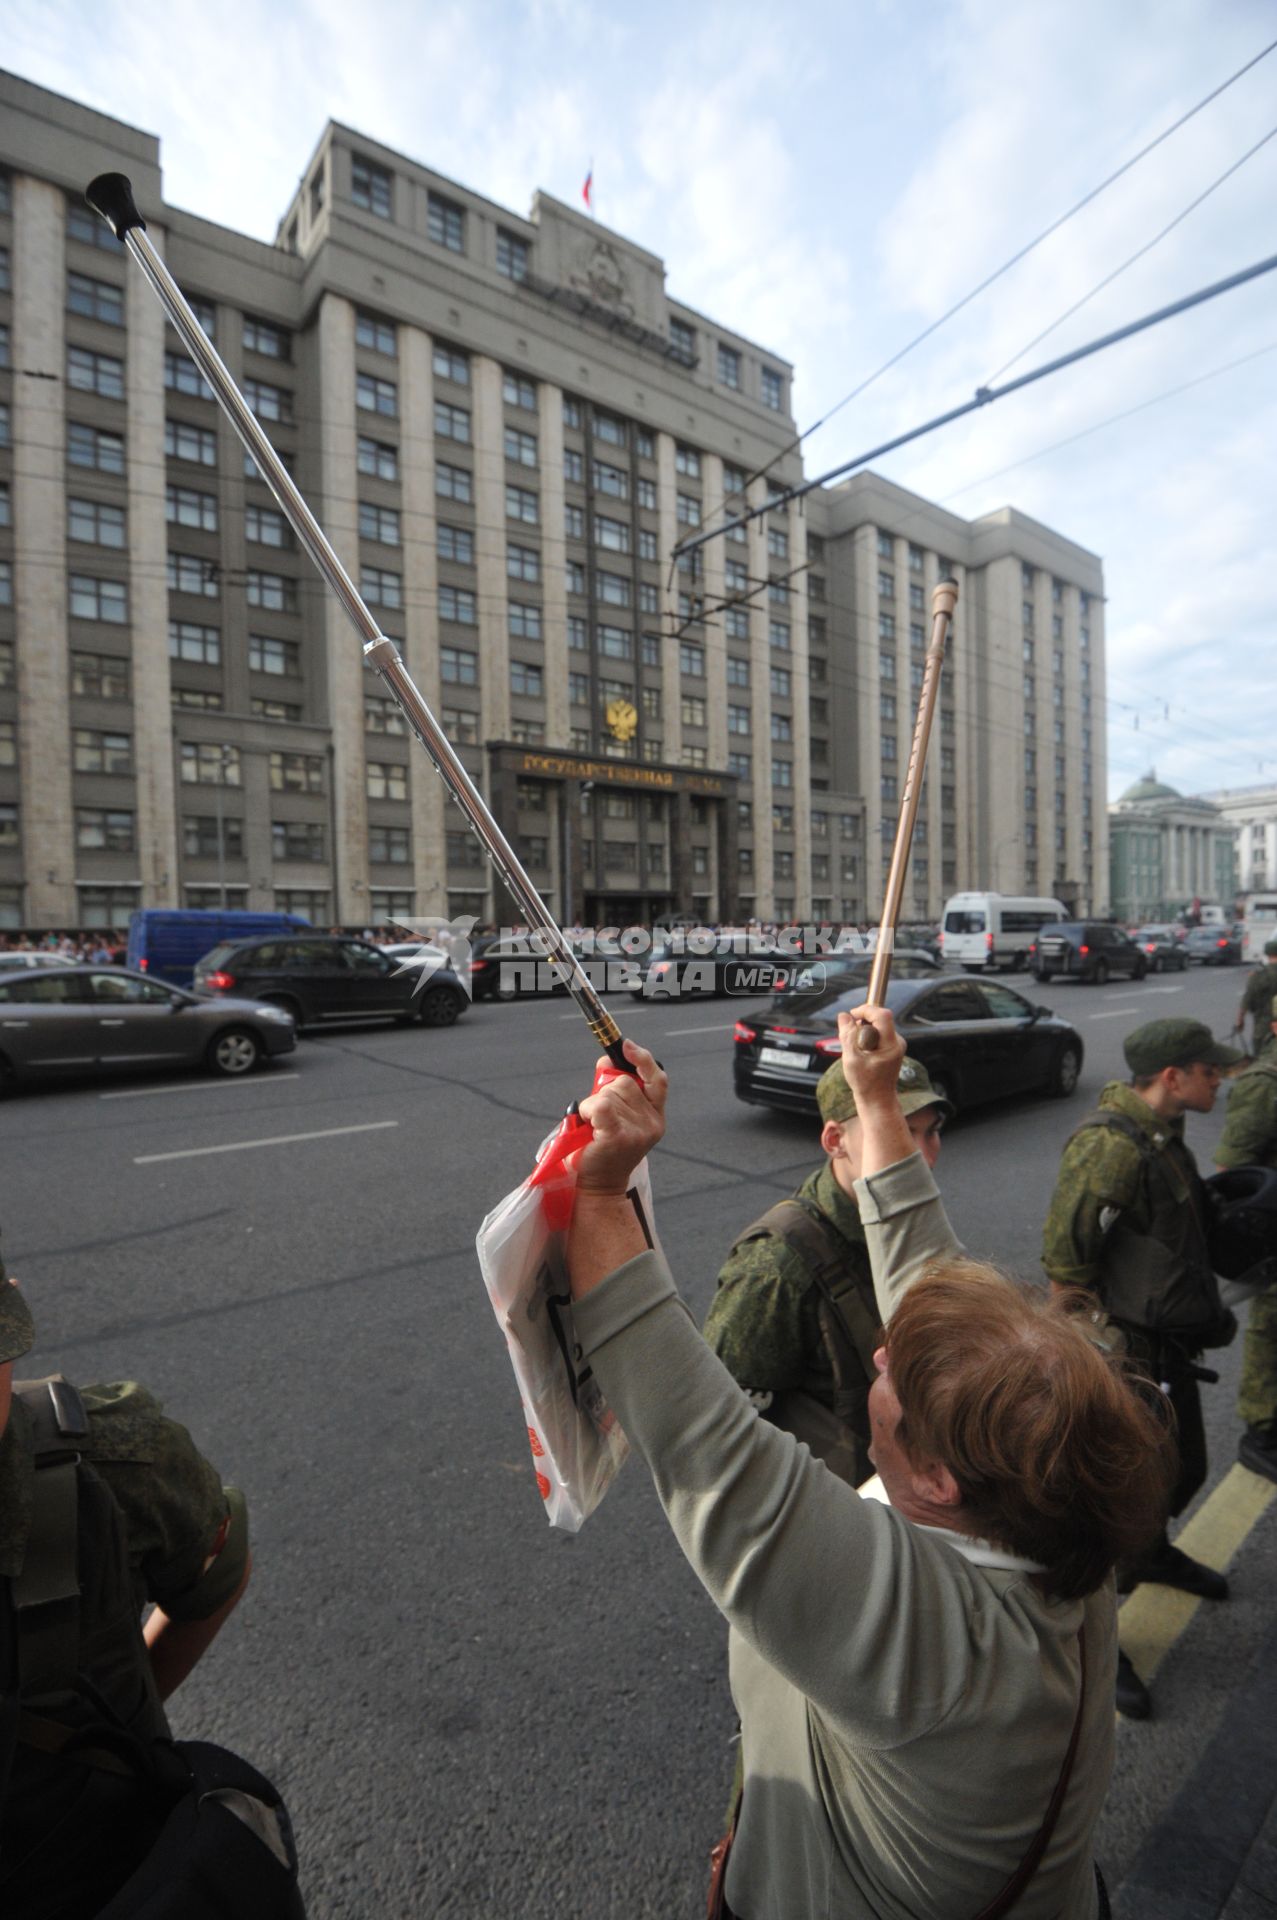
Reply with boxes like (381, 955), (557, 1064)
(1068, 1107), (1159, 1166)
(734, 1198), (882, 1396)
(11, 1377), (89, 1695)
(971, 1628), (1087, 1920)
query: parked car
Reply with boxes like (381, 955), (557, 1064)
(770, 949), (941, 999)
(1134, 925), (1189, 972)
(0, 965), (296, 1094)
(634, 938), (793, 1000)
(127, 907), (311, 988)
(1184, 925), (1243, 966)
(1032, 922), (1147, 984)
(0, 951), (78, 970)
(468, 933), (573, 1001)
(193, 934), (469, 1028)
(734, 975), (1083, 1117)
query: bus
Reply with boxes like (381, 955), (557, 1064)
(940, 892), (1069, 974)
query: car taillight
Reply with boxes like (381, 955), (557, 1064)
(814, 1036), (843, 1057)
(1079, 945), (1089, 956)
(138, 956), (148, 970)
(205, 970), (236, 990)
(469, 958), (490, 972)
(733, 1021), (757, 1043)
(1218, 938), (1228, 948)
(937, 931), (944, 948)
(986, 932), (994, 950)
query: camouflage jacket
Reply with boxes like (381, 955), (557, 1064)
(1241, 962), (1277, 1022)
(703, 1162), (870, 1405)
(1216, 1059), (1277, 1170)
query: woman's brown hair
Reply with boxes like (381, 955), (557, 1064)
(886, 1261), (1177, 1600)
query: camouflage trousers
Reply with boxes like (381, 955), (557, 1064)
(1238, 1286), (1277, 1430)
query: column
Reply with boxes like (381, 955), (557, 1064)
(400, 325), (445, 920)
(656, 432), (683, 763)
(316, 295), (369, 923)
(748, 480), (774, 920)
(538, 382), (569, 750)
(472, 355), (511, 750)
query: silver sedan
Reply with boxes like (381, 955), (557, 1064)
(0, 965), (296, 1094)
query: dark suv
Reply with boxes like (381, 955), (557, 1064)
(194, 934), (469, 1029)
(1032, 922), (1147, 985)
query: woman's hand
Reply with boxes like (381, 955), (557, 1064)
(571, 1040), (668, 1196)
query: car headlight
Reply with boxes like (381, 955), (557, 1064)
(256, 1005), (294, 1022)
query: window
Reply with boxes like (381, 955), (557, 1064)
(769, 622), (790, 650)
(269, 821), (326, 863)
(679, 642), (705, 677)
(167, 551), (219, 597)
(435, 524), (473, 567)
(435, 401), (470, 442)
(773, 758), (793, 789)
(441, 647), (478, 685)
(440, 705), (479, 745)
(360, 566), (401, 609)
(594, 459), (628, 499)
(355, 312), (396, 356)
(638, 531), (658, 563)
(726, 657), (750, 690)
(264, 752), (322, 795)
(68, 422), (125, 474)
(569, 672), (590, 705)
(71, 650), (130, 699)
(637, 476), (657, 511)
(365, 694), (408, 735)
(774, 804), (794, 833)
(597, 571), (630, 607)
(565, 560), (586, 594)
(352, 156), (392, 217)
(367, 761), (408, 801)
(357, 436), (398, 481)
(510, 661), (543, 697)
(357, 372), (398, 417)
(359, 501), (401, 546)
(165, 418), (216, 465)
(165, 484), (216, 533)
(568, 617), (589, 650)
(67, 497), (126, 548)
(729, 752), (751, 780)
(563, 504), (584, 539)
(505, 427), (537, 468)
(562, 397), (582, 429)
(761, 366), (783, 411)
(768, 527), (788, 560)
(69, 729), (132, 781)
(639, 632), (661, 667)
(593, 413), (626, 446)
(508, 601), (541, 639)
(68, 345), (124, 399)
(598, 625), (632, 658)
(70, 806), (134, 853)
(436, 462), (472, 503)
(67, 270), (124, 326)
(669, 317), (696, 362)
(726, 608), (749, 641)
(168, 620), (220, 664)
(243, 378), (292, 424)
(65, 196), (120, 250)
(595, 515), (630, 554)
(179, 740), (244, 786)
(433, 344), (469, 385)
(636, 429), (654, 457)
(68, 574), (127, 624)
(503, 371), (537, 411)
(164, 350), (212, 399)
(447, 829), (484, 867)
(674, 444), (701, 479)
(681, 694), (707, 727)
(249, 635), (300, 676)
(881, 733), (897, 760)
(717, 344), (741, 389)
(496, 228), (529, 282)
(246, 503), (290, 548)
(564, 449), (584, 484)
(252, 698), (299, 721)
(428, 192), (465, 252)
(726, 705), (751, 735)
(676, 493), (701, 528)
(368, 825), (410, 865)
(506, 485), (538, 525)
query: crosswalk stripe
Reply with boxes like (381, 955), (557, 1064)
(1119, 1464), (1277, 1683)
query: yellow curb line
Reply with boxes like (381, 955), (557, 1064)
(1118, 1463), (1277, 1684)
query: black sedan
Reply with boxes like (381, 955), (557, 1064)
(769, 949), (941, 1001)
(194, 933), (469, 1028)
(733, 975), (1083, 1117)
(0, 965), (296, 1094)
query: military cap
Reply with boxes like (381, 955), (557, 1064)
(817, 1051), (952, 1125)
(1123, 1018), (1243, 1077)
(0, 1232), (35, 1365)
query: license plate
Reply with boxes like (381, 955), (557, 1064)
(760, 1045), (810, 1071)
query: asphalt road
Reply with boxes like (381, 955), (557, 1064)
(2, 959), (1271, 1917)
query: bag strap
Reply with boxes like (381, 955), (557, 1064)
(11, 1377), (90, 1698)
(970, 1627), (1087, 1920)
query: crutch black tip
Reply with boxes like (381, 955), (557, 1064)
(85, 173), (146, 241)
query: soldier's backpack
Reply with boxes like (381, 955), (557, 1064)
(0, 1375), (306, 1919)
(1067, 1110), (1232, 1344)
(729, 1198), (882, 1487)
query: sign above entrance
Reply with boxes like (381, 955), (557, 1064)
(512, 748), (730, 796)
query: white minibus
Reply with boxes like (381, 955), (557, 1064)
(941, 891), (1069, 973)
(1243, 897), (1277, 964)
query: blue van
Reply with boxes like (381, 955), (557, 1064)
(127, 909), (311, 988)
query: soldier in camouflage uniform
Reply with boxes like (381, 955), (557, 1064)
(1216, 992), (1277, 1484)
(0, 1239), (253, 1917)
(704, 1054), (950, 1488)
(1233, 938), (1277, 1054)
(1042, 1016), (1244, 1718)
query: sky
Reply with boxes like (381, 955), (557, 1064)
(6, 0), (1276, 804)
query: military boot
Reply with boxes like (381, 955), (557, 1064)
(1115, 1650), (1151, 1720)
(1238, 1423), (1277, 1485)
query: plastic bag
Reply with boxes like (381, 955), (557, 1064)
(476, 1093), (655, 1531)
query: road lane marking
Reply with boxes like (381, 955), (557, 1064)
(1147, 985), (1186, 995)
(1088, 1011), (1128, 1020)
(1120, 1464), (1277, 1686)
(103, 1074), (300, 1100)
(134, 1120), (397, 1164)
(664, 1021), (737, 1036)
